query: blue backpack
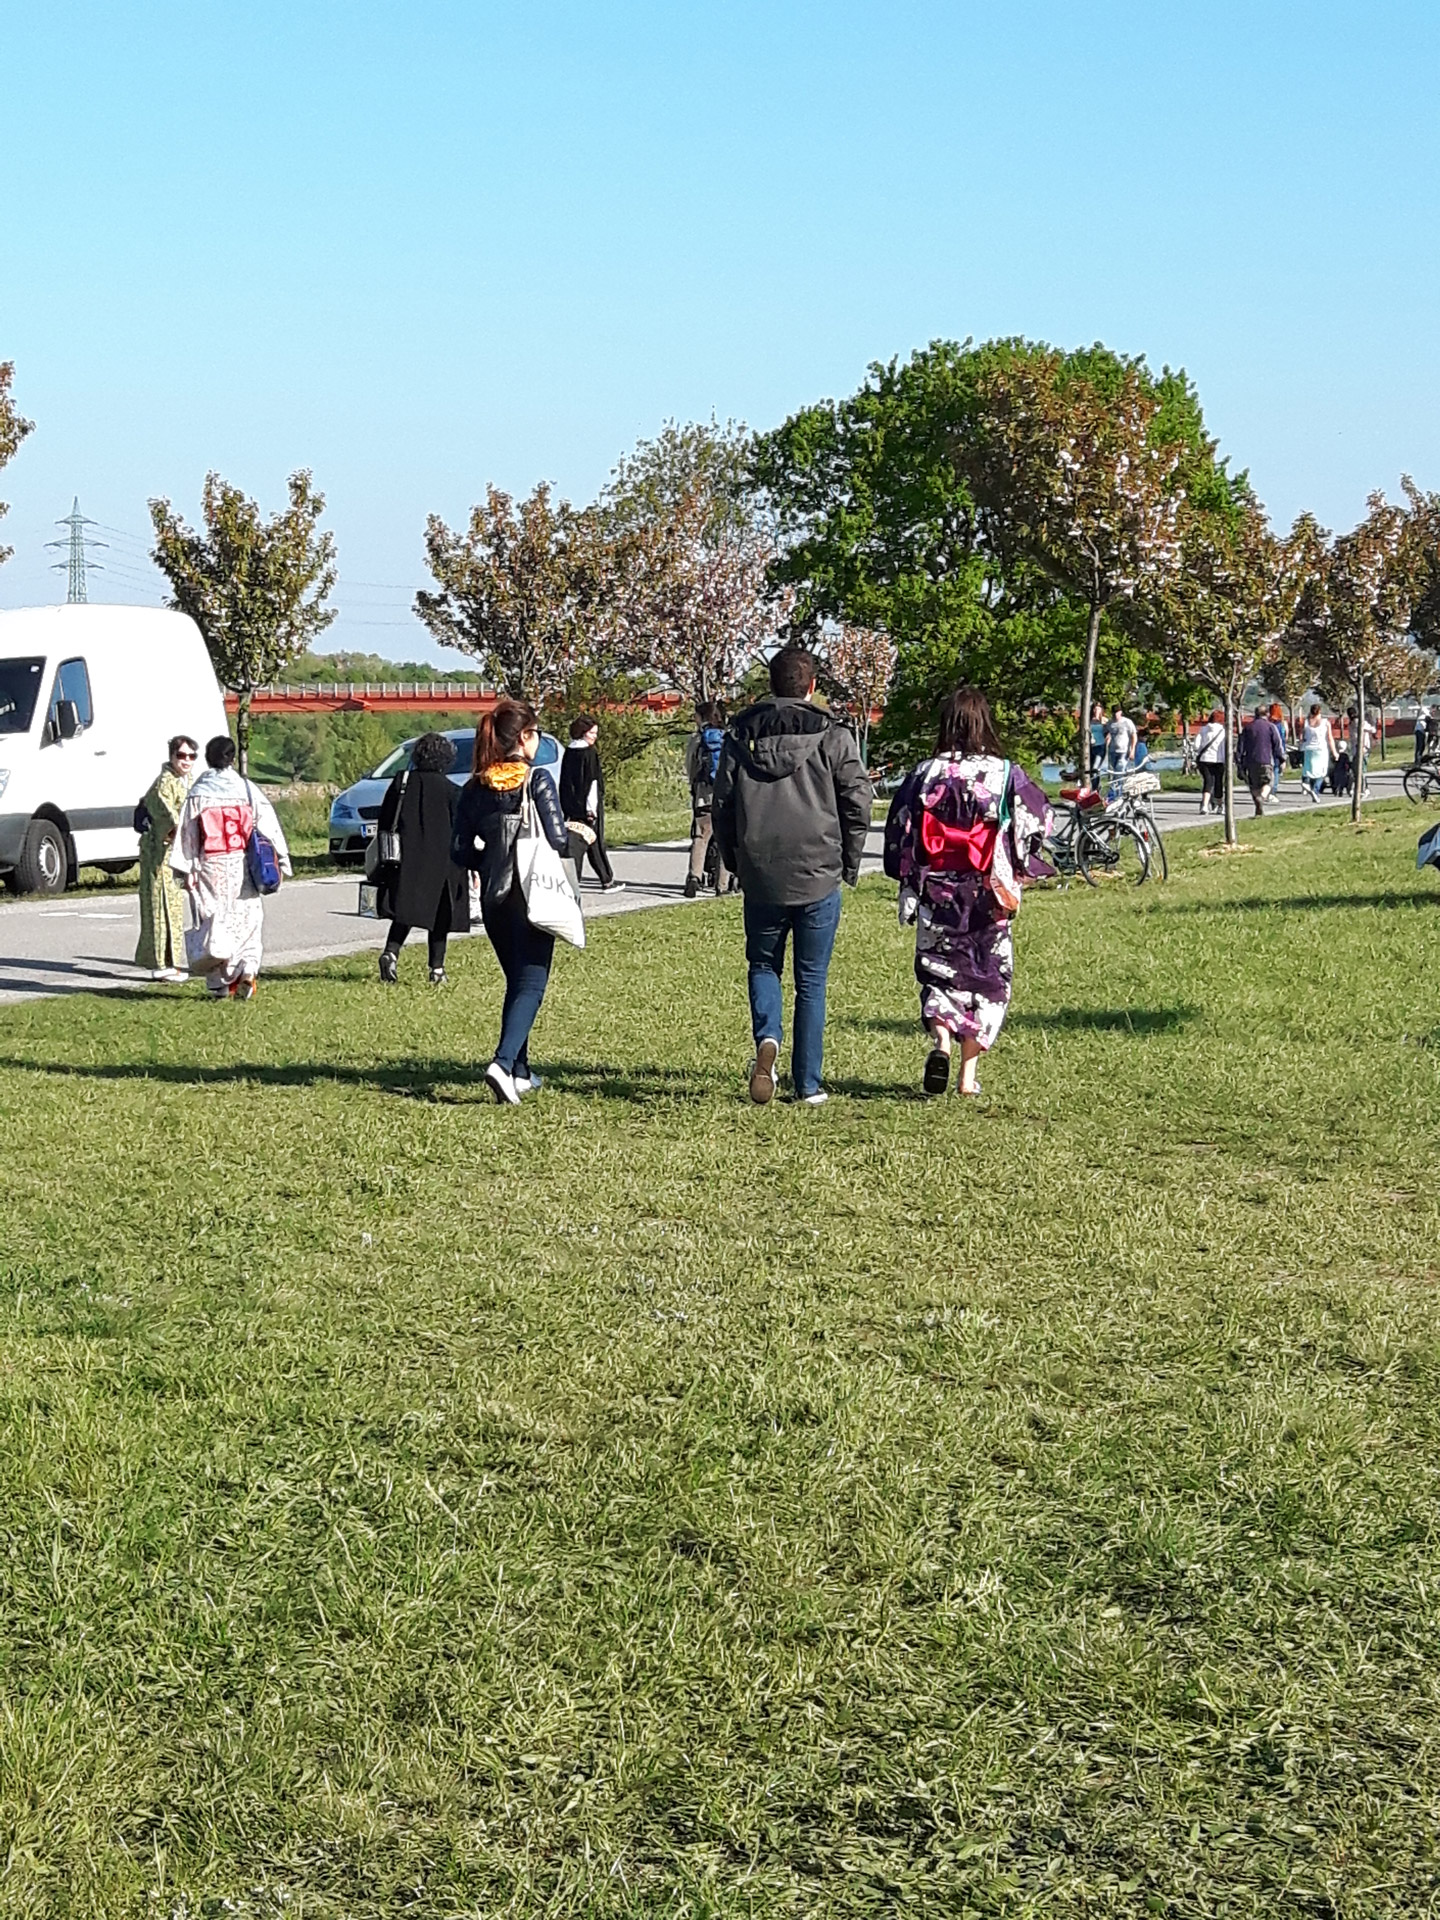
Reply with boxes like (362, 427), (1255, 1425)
(700, 726), (724, 785)
(243, 781), (283, 895)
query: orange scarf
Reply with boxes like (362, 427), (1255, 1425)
(480, 760), (528, 792)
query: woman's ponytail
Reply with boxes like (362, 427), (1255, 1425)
(470, 699), (539, 778)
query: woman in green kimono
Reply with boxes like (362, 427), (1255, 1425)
(135, 735), (198, 979)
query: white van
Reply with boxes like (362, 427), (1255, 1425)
(0, 604), (229, 893)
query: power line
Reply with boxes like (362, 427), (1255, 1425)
(45, 499), (106, 603)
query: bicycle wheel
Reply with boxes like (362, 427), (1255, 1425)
(1403, 764), (1440, 803)
(1137, 807), (1168, 881)
(1079, 815), (1151, 886)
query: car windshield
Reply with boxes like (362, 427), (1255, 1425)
(0, 657), (46, 734)
(368, 731), (476, 781)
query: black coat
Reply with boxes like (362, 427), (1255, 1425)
(452, 766), (574, 919)
(559, 741), (604, 825)
(376, 770), (470, 931)
(713, 697), (873, 905)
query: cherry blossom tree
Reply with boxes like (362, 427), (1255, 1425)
(150, 471), (337, 772)
(0, 362), (33, 568)
(602, 426), (788, 705)
(1289, 483), (1440, 820)
(966, 352), (1186, 779)
(816, 622), (896, 763)
(1130, 495), (1308, 845)
(415, 484), (607, 704)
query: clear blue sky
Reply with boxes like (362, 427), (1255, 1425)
(2, 0), (1437, 662)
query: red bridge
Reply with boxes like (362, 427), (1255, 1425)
(226, 683), (685, 716)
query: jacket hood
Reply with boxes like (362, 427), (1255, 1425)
(731, 699), (835, 783)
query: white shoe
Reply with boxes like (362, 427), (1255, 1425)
(513, 1070), (543, 1095)
(485, 1061), (521, 1106)
(796, 1090), (829, 1106)
(152, 967), (187, 982)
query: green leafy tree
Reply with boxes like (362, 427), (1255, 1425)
(149, 471), (338, 772)
(0, 362), (34, 567)
(270, 717), (326, 783)
(964, 348), (1189, 779)
(415, 484), (605, 703)
(749, 339), (1197, 770)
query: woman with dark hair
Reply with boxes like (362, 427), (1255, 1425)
(170, 733), (292, 1000)
(453, 699), (581, 1103)
(375, 731), (469, 985)
(883, 686), (1053, 1096)
(135, 733), (198, 980)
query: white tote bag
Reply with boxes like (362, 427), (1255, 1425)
(515, 778), (586, 949)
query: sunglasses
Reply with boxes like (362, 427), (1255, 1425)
(175, 750), (197, 761)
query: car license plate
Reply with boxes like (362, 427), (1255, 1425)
(361, 822), (376, 838)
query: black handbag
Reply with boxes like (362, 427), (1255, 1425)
(365, 771), (407, 877)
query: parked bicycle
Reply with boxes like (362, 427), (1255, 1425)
(1103, 767), (1169, 880)
(1044, 784), (1150, 886)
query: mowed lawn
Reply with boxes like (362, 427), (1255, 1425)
(2, 808), (1439, 1918)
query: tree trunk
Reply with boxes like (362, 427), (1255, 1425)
(1352, 675), (1365, 822)
(1379, 702), (1386, 760)
(236, 689), (251, 776)
(1078, 599), (1102, 783)
(1223, 686), (1237, 847)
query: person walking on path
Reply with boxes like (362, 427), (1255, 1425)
(684, 701), (731, 897)
(713, 646), (872, 1107)
(559, 717), (622, 891)
(454, 699), (582, 1106)
(1238, 704), (1286, 817)
(1268, 703), (1289, 801)
(170, 735), (291, 1000)
(1413, 709), (1430, 765)
(1195, 709), (1226, 815)
(1105, 705), (1138, 771)
(884, 687), (1053, 1098)
(135, 734), (197, 980)
(375, 731), (469, 986)
(1301, 704), (1337, 802)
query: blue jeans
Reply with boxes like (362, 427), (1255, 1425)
(484, 898), (554, 1074)
(743, 889), (842, 1098)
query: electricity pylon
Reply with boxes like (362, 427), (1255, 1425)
(46, 499), (105, 603)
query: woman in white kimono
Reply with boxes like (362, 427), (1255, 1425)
(170, 735), (292, 999)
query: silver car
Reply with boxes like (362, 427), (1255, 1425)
(328, 727), (563, 861)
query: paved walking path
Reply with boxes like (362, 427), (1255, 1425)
(0, 768), (1414, 1003)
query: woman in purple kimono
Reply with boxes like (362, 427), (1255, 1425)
(884, 687), (1053, 1096)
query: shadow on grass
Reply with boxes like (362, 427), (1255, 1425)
(1008, 1006), (1200, 1034)
(1163, 891), (1439, 916)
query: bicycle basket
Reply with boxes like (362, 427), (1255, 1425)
(1122, 771), (1162, 796)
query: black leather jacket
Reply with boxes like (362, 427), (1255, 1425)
(452, 766), (571, 916)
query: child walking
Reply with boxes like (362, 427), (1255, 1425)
(884, 687), (1053, 1096)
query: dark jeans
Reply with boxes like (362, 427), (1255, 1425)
(743, 889), (842, 1098)
(1199, 761), (1224, 806)
(483, 897), (554, 1074)
(385, 920), (447, 971)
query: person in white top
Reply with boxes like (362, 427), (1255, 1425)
(1105, 706), (1138, 770)
(1194, 709), (1226, 814)
(1300, 704), (1336, 802)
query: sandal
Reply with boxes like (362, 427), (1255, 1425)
(923, 1048), (951, 1097)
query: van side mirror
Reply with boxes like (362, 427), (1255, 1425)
(55, 700), (80, 740)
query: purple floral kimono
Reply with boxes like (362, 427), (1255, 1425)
(883, 754), (1054, 1051)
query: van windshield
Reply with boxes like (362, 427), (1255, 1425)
(0, 658), (46, 734)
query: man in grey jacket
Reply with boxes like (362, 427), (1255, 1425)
(713, 646), (873, 1106)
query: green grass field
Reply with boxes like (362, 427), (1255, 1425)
(2, 807), (1439, 1916)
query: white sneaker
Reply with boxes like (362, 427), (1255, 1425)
(513, 1070), (543, 1095)
(485, 1061), (521, 1106)
(797, 1090), (829, 1106)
